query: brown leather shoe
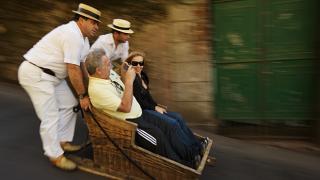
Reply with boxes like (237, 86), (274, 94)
(50, 155), (77, 171)
(60, 142), (82, 152)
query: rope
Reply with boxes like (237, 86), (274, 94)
(87, 110), (156, 180)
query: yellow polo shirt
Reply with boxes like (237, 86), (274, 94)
(88, 76), (142, 120)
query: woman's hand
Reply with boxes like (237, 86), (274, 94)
(155, 105), (167, 114)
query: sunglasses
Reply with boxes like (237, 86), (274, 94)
(131, 61), (144, 66)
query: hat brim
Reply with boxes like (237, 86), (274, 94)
(107, 24), (134, 34)
(72, 10), (101, 23)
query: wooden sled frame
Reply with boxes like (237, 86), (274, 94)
(70, 107), (213, 179)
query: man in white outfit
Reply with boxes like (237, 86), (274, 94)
(18, 3), (101, 170)
(90, 19), (134, 73)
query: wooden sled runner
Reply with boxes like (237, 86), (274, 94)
(70, 107), (213, 179)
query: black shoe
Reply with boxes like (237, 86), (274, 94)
(200, 137), (209, 156)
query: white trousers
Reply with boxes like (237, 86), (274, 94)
(18, 61), (78, 158)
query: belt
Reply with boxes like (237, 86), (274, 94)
(26, 60), (56, 77)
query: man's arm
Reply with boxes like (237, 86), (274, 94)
(67, 63), (90, 110)
(117, 66), (136, 113)
(80, 62), (89, 89)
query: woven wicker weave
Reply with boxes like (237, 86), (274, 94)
(83, 107), (212, 180)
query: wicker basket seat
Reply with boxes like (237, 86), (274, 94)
(82, 107), (213, 180)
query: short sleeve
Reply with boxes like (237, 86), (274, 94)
(63, 33), (83, 65)
(80, 39), (90, 63)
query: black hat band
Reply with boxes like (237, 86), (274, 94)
(113, 24), (130, 30)
(78, 8), (100, 20)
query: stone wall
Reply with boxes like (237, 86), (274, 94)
(167, 0), (214, 126)
(131, 0), (215, 126)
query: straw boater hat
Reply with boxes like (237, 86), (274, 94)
(108, 19), (134, 34)
(72, 3), (101, 22)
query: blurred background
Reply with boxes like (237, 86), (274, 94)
(0, 0), (319, 145)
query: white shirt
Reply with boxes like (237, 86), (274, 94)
(24, 21), (90, 79)
(90, 33), (129, 62)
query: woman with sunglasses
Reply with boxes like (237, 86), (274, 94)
(122, 51), (208, 168)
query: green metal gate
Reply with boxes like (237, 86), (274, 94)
(212, 0), (317, 126)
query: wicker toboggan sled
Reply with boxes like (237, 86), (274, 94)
(69, 107), (213, 179)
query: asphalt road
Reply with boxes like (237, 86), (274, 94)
(1, 81), (320, 180)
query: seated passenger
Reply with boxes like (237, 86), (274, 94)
(86, 49), (200, 168)
(123, 51), (208, 156)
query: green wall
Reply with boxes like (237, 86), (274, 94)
(212, 0), (317, 127)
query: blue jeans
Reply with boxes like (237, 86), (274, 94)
(142, 110), (201, 163)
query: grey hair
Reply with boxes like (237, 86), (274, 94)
(85, 48), (106, 75)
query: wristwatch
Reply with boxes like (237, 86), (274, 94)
(78, 94), (85, 100)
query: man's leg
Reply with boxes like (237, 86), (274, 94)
(165, 111), (201, 149)
(18, 61), (77, 170)
(165, 112), (209, 157)
(130, 117), (191, 167)
(55, 80), (78, 143)
(147, 110), (200, 146)
(142, 110), (199, 164)
(18, 61), (63, 158)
